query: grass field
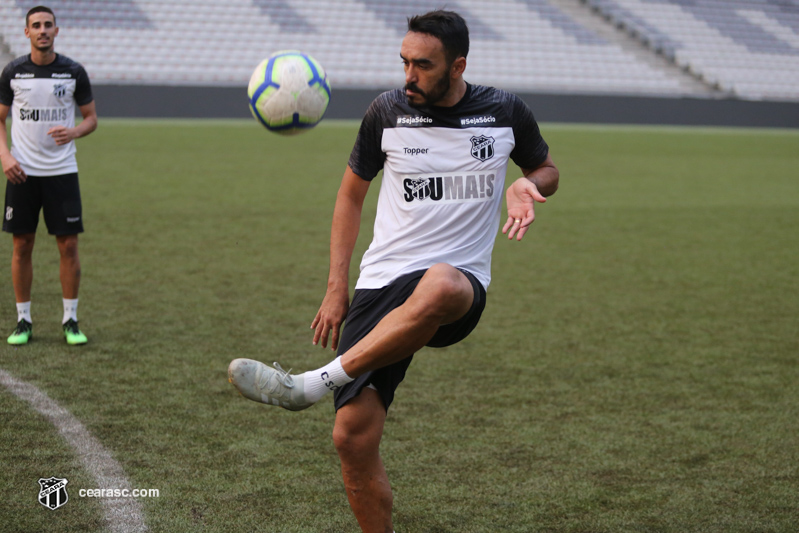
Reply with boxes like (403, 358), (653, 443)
(1, 119), (798, 533)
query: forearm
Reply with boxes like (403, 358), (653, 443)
(72, 102), (98, 140)
(0, 117), (10, 157)
(523, 154), (559, 197)
(72, 114), (97, 139)
(327, 189), (363, 292)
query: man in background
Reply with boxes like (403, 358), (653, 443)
(1, 5), (97, 345)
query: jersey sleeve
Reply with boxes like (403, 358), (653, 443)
(507, 94), (549, 170)
(73, 64), (93, 107)
(347, 95), (387, 181)
(0, 64), (13, 107)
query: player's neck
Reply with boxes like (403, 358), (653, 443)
(435, 79), (468, 108)
(30, 48), (56, 66)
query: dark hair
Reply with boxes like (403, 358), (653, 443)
(26, 5), (56, 26)
(407, 10), (469, 63)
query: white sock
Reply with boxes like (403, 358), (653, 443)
(17, 301), (32, 323)
(62, 298), (78, 325)
(300, 357), (354, 403)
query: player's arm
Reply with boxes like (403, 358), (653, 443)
(47, 100), (98, 146)
(0, 103), (26, 184)
(503, 153), (559, 241)
(311, 165), (371, 349)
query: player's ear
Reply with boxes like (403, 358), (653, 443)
(450, 56), (466, 78)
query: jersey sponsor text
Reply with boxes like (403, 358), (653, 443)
(460, 115), (496, 126)
(396, 115), (433, 126)
(19, 107), (69, 122)
(403, 172), (496, 203)
(403, 147), (429, 155)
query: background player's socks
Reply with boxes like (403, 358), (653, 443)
(300, 357), (354, 403)
(62, 298), (78, 325)
(17, 301), (32, 324)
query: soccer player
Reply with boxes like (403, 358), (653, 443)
(229, 10), (558, 532)
(1, 6), (97, 345)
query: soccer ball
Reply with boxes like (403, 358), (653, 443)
(247, 51), (331, 135)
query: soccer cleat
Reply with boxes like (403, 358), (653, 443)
(7, 320), (32, 345)
(228, 359), (312, 411)
(63, 319), (88, 345)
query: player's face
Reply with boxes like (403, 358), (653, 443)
(25, 12), (58, 52)
(401, 32), (456, 107)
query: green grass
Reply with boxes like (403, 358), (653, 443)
(1, 120), (798, 532)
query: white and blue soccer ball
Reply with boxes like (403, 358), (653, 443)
(247, 51), (331, 135)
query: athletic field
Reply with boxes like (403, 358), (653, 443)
(1, 119), (797, 532)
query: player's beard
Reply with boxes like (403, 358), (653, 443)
(33, 42), (54, 53)
(405, 71), (451, 108)
(31, 36), (54, 53)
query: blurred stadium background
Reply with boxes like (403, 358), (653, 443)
(1, 0), (798, 126)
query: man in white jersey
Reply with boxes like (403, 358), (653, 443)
(1, 5), (97, 345)
(229, 10), (558, 532)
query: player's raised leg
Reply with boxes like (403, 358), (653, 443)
(228, 264), (474, 410)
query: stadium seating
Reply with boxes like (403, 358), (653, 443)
(1, 0), (797, 101)
(586, 0), (799, 100)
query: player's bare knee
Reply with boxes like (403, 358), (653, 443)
(56, 235), (79, 258)
(12, 234), (36, 256)
(333, 424), (379, 462)
(415, 264), (472, 317)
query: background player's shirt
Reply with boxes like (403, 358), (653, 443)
(0, 54), (93, 176)
(348, 83), (549, 290)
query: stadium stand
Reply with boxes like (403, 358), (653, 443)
(585, 0), (799, 100)
(0, 0), (797, 102)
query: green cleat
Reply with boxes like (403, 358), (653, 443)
(228, 359), (312, 411)
(8, 320), (32, 345)
(63, 319), (88, 345)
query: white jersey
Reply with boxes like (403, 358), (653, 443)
(348, 84), (549, 290)
(0, 53), (93, 176)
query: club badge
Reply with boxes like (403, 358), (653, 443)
(38, 477), (69, 510)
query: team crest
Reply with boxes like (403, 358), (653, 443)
(38, 477), (69, 510)
(470, 135), (495, 162)
(408, 177), (432, 201)
(52, 83), (67, 98)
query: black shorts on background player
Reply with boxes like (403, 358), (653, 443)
(333, 268), (487, 411)
(3, 173), (83, 235)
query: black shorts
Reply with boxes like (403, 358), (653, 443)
(333, 268), (487, 412)
(3, 173), (84, 235)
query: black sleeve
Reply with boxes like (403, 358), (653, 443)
(73, 64), (93, 107)
(0, 64), (13, 107)
(347, 95), (388, 181)
(507, 94), (549, 170)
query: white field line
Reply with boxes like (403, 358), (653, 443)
(0, 368), (147, 533)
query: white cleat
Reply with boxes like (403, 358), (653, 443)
(228, 358), (312, 411)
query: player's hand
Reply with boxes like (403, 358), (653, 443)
(311, 288), (350, 350)
(1, 152), (26, 184)
(47, 125), (77, 146)
(502, 177), (546, 241)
